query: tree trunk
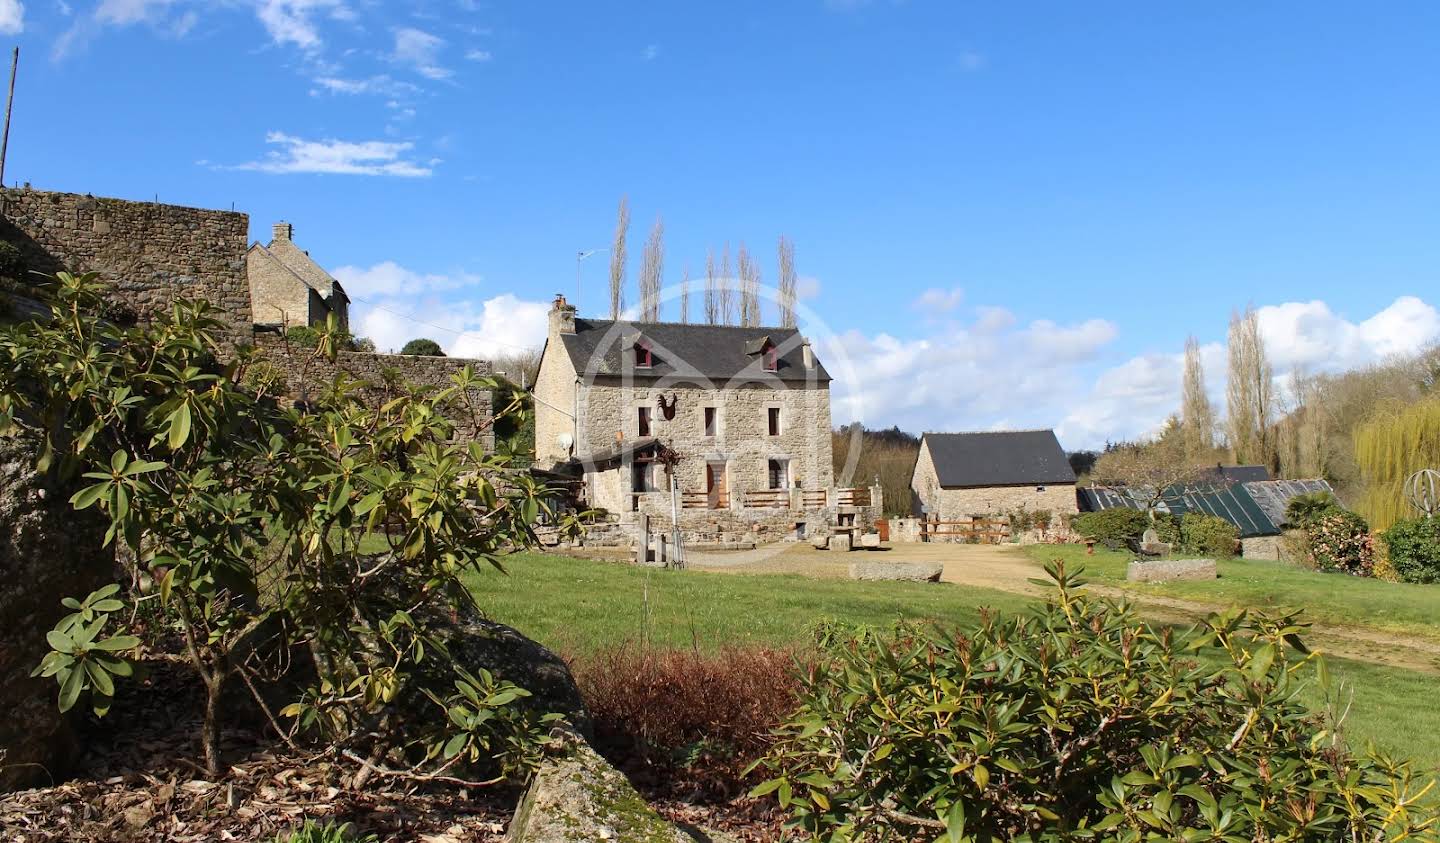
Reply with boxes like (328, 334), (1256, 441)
(202, 676), (224, 778)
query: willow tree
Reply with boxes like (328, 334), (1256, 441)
(608, 196), (629, 319)
(1181, 335), (1214, 458)
(1353, 397), (1440, 530)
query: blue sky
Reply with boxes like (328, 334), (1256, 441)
(5, 1), (1440, 448)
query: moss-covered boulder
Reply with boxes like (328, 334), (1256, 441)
(508, 728), (691, 843)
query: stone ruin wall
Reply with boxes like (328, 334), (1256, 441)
(252, 333), (496, 450)
(0, 188), (251, 343)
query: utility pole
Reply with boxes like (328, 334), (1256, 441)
(0, 47), (17, 188)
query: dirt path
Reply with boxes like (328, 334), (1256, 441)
(687, 543), (1440, 673)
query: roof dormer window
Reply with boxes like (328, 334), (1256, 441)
(763, 345), (778, 371)
(634, 339), (652, 368)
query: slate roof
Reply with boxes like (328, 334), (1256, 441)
(1207, 464), (1272, 484)
(922, 430), (1076, 489)
(266, 239), (347, 301)
(1243, 479), (1337, 528)
(556, 319), (829, 384)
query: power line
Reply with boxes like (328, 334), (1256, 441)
(347, 292), (540, 354)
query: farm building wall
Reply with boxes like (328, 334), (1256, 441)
(251, 334), (494, 449)
(0, 187), (251, 343)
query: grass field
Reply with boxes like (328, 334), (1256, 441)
(466, 550), (1440, 771)
(1024, 544), (1440, 644)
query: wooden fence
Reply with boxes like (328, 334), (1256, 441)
(920, 516), (1010, 544)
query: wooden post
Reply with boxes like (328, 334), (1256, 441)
(0, 47), (17, 188)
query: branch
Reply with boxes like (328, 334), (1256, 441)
(340, 749), (505, 790)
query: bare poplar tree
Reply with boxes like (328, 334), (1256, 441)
(736, 242), (762, 326)
(703, 249), (719, 324)
(678, 265), (691, 323)
(777, 235), (797, 328)
(1225, 305), (1275, 467)
(1181, 335), (1215, 457)
(719, 242), (735, 325)
(638, 215), (664, 322)
(608, 196), (629, 319)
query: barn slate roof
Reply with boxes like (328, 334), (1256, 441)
(922, 430), (1076, 489)
(557, 318), (830, 384)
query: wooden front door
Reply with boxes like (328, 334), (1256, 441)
(706, 462), (727, 509)
(877, 519), (890, 542)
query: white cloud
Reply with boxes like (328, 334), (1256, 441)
(0, 0), (21, 34)
(641, 43), (659, 61)
(914, 287), (964, 312)
(332, 260), (475, 298)
(232, 131), (433, 177)
(311, 74), (419, 98)
(1057, 296), (1440, 449)
(796, 275), (822, 301)
(350, 293), (547, 360)
(818, 309), (1120, 440)
(94, 0), (172, 25)
(392, 26), (450, 79)
(464, 48), (491, 62)
(256, 0), (348, 51)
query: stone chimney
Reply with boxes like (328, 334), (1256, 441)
(550, 292), (577, 336)
(802, 338), (816, 369)
(272, 221), (293, 242)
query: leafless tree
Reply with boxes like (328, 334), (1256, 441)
(719, 242), (735, 325)
(489, 348), (543, 389)
(737, 242), (761, 326)
(777, 235), (797, 328)
(608, 196), (629, 319)
(1226, 305), (1275, 468)
(679, 265), (691, 324)
(638, 215), (664, 322)
(1181, 335), (1215, 457)
(1092, 423), (1229, 519)
(703, 249), (719, 324)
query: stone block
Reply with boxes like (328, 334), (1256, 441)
(828, 534), (852, 552)
(1138, 541), (1171, 557)
(859, 532), (883, 549)
(849, 561), (943, 583)
(811, 534), (829, 550)
(1126, 559), (1216, 583)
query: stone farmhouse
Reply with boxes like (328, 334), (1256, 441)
(246, 222), (351, 331)
(910, 430), (1079, 527)
(533, 294), (880, 544)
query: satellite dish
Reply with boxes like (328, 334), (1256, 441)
(556, 432), (575, 454)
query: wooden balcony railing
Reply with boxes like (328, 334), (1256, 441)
(800, 489), (828, 509)
(743, 489), (791, 509)
(835, 487), (871, 507)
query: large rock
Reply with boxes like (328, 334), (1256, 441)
(442, 613), (591, 738)
(828, 534), (853, 552)
(0, 434), (110, 791)
(849, 561), (944, 583)
(1126, 558), (1217, 582)
(508, 728), (691, 843)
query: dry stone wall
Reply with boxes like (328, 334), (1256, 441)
(0, 188), (251, 343)
(253, 334), (495, 449)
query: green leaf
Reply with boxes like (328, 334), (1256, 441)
(69, 482), (110, 511)
(442, 733), (468, 760)
(945, 799), (968, 843)
(93, 635), (140, 652)
(168, 403), (192, 450)
(58, 665), (85, 713)
(46, 630), (75, 652)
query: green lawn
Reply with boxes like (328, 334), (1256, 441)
(466, 551), (1440, 771)
(1023, 544), (1440, 644)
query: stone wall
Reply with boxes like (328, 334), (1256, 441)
(1241, 535), (1281, 561)
(253, 334), (495, 449)
(0, 188), (251, 342)
(1, 434), (110, 791)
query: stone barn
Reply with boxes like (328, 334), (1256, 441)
(247, 221), (350, 331)
(910, 430), (1078, 527)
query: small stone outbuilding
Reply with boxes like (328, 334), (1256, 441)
(910, 430), (1078, 526)
(247, 222), (350, 331)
